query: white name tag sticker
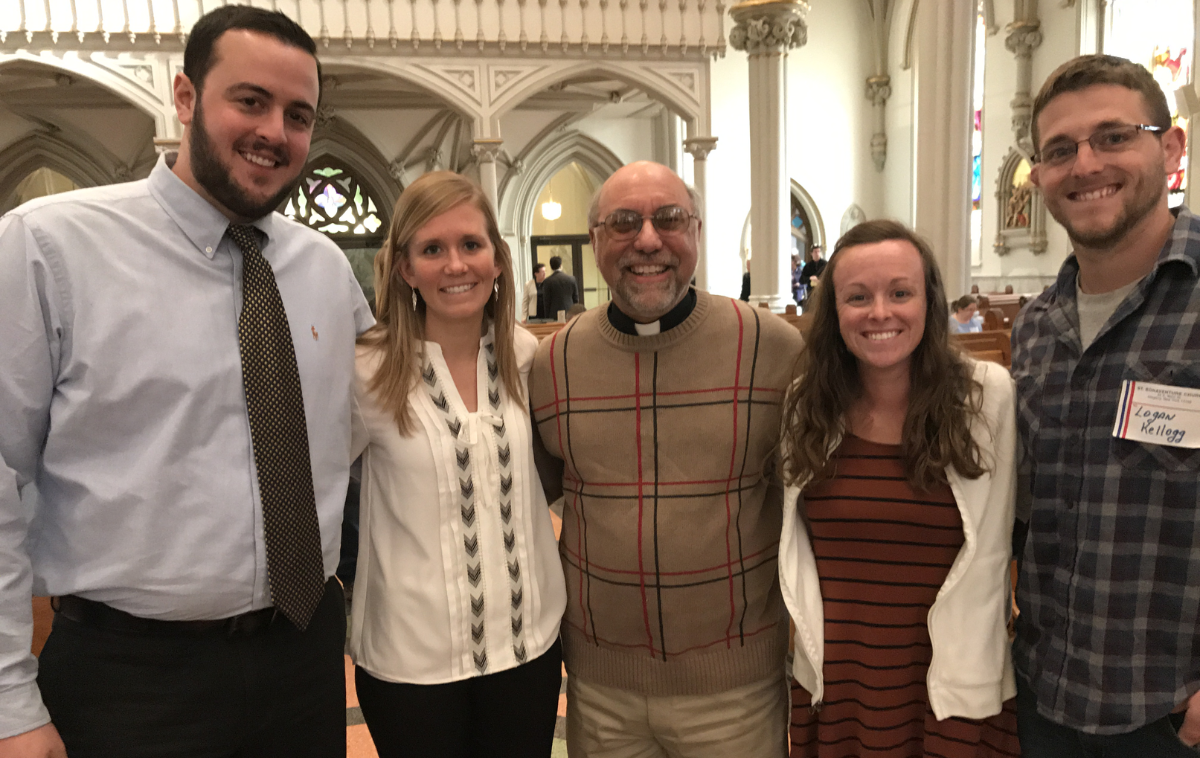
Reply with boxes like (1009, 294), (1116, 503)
(1113, 380), (1200, 448)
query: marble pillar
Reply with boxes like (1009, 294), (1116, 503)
(683, 135), (718, 291)
(729, 0), (808, 311)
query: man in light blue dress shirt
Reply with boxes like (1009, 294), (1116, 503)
(0, 7), (372, 757)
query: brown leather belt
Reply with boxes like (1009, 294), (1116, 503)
(53, 595), (281, 637)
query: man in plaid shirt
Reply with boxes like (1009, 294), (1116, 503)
(1014, 54), (1200, 756)
(530, 161), (801, 757)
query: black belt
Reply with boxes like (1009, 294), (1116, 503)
(53, 595), (282, 637)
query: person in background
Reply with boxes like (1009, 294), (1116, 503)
(778, 220), (1020, 757)
(522, 262), (547, 322)
(1014, 53), (1200, 756)
(950, 294), (985, 333)
(531, 161), (802, 758)
(349, 171), (566, 758)
(798, 246), (826, 310)
(541, 255), (579, 318)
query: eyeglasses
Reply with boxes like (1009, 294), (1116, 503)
(593, 205), (698, 239)
(1035, 123), (1166, 167)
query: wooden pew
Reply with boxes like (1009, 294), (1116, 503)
(522, 322), (565, 342)
(952, 330), (1012, 368)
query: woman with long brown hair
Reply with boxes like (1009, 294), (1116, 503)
(348, 171), (566, 757)
(778, 220), (1020, 757)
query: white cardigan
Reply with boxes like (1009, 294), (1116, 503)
(779, 360), (1017, 720)
(348, 327), (567, 684)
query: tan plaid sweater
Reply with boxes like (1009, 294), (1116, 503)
(530, 291), (802, 695)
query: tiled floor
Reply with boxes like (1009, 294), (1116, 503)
(344, 656), (570, 757)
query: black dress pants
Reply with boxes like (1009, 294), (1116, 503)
(37, 579), (346, 758)
(355, 638), (562, 758)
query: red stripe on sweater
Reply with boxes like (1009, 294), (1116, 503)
(633, 354), (655, 655)
(723, 300), (745, 647)
(550, 329), (589, 642)
(531, 384), (784, 412)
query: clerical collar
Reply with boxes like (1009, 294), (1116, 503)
(607, 289), (697, 336)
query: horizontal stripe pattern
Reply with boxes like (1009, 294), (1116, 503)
(789, 436), (1019, 757)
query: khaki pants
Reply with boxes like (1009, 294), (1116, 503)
(566, 674), (789, 758)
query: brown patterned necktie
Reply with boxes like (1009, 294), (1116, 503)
(228, 224), (325, 630)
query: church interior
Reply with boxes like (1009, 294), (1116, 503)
(5, 0), (1197, 754)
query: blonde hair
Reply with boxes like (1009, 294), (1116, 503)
(358, 171), (522, 433)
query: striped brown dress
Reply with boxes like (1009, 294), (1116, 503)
(789, 435), (1019, 758)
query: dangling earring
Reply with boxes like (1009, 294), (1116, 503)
(411, 289), (418, 310)
(493, 280), (500, 298)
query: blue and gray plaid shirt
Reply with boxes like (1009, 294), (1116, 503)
(1012, 206), (1200, 735)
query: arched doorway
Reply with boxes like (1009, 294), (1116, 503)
(9, 167), (79, 209)
(528, 161), (607, 309)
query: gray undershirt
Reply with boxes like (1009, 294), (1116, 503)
(1075, 276), (1139, 349)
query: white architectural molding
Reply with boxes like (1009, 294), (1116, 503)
(486, 58), (710, 132)
(0, 0), (727, 58)
(0, 51), (174, 136)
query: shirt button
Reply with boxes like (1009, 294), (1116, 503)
(205, 246), (213, 253)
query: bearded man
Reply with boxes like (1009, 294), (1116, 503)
(0, 6), (372, 757)
(1013, 54), (1200, 756)
(529, 161), (802, 758)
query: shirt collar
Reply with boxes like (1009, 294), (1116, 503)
(607, 288), (697, 336)
(148, 152), (278, 260)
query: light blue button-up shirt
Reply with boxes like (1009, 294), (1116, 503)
(0, 155), (373, 738)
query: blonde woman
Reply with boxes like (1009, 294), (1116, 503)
(349, 171), (566, 757)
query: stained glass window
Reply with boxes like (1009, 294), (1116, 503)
(284, 162), (386, 238)
(1105, 0), (1193, 207)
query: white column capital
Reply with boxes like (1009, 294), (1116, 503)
(683, 136), (719, 160)
(1004, 21), (1042, 57)
(865, 75), (892, 108)
(728, 0), (809, 55)
(472, 138), (505, 163)
(153, 138), (180, 155)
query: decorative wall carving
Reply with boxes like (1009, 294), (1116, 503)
(993, 147), (1046, 255)
(728, 0), (809, 54)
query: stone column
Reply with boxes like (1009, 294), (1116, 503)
(1005, 20), (1042, 156)
(912, 0), (974, 301)
(683, 135), (718, 291)
(473, 138), (505, 209)
(729, 0), (808, 311)
(866, 75), (891, 171)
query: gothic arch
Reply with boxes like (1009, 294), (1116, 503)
(0, 53), (170, 134)
(498, 130), (624, 278)
(0, 132), (115, 214)
(488, 60), (706, 131)
(307, 119), (403, 222)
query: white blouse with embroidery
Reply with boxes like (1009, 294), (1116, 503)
(348, 326), (566, 684)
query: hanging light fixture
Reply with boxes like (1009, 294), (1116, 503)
(541, 175), (562, 221)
